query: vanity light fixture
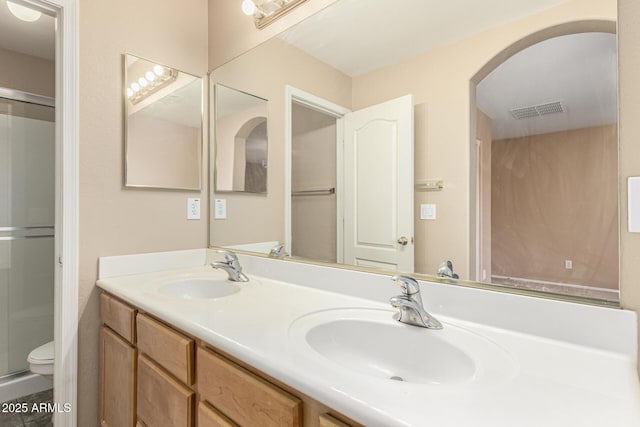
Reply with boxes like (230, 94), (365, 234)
(127, 65), (178, 105)
(241, 0), (309, 29)
(6, 1), (41, 22)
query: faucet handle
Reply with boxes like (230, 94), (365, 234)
(215, 249), (240, 265)
(391, 275), (420, 295)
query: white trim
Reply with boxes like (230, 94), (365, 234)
(46, 0), (79, 425)
(284, 86), (350, 256)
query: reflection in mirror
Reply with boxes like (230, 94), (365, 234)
(124, 54), (202, 190)
(209, 0), (618, 304)
(476, 32), (618, 300)
(214, 85), (268, 193)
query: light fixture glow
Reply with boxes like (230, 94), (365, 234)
(153, 65), (164, 76)
(242, 0), (308, 29)
(6, 1), (41, 22)
(241, 0), (256, 16)
(131, 83), (140, 92)
(126, 88), (134, 98)
(145, 71), (156, 82)
(138, 77), (148, 87)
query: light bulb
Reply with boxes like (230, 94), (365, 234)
(131, 83), (140, 92)
(242, 0), (256, 16)
(153, 65), (164, 76)
(126, 88), (134, 98)
(145, 71), (156, 82)
(138, 77), (148, 87)
(6, 1), (41, 22)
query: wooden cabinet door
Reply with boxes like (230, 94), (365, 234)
(137, 354), (195, 427)
(100, 326), (137, 427)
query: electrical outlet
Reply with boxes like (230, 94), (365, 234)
(187, 198), (201, 220)
(565, 259), (573, 269)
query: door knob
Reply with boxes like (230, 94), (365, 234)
(397, 236), (409, 246)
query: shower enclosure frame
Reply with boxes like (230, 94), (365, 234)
(0, 87), (56, 395)
(3, 1), (81, 426)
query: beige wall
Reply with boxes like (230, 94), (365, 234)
(618, 0), (640, 368)
(78, 0), (208, 425)
(209, 37), (351, 248)
(0, 47), (54, 97)
(491, 125), (618, 288)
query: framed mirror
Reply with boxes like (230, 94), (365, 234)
(124, 54), (203, 190)
(214, 84), (268, 193)
(209, 0), (618, 305)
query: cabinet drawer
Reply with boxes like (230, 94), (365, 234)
(137, 354), (195, 427)
(100, 293), (136, 343)
(197, 347), (302, 427)
(137, 313), (195, 385)
(197, 401), (238, 427)
(99, 326), (136, 427)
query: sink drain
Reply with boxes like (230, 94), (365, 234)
(389, 376), (404, 381)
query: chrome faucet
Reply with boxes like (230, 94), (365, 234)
(437, 260), (459, 279)
(268, 243), (289, 259)
(211, 250), (249, 282)
(389, 275), (443, 329)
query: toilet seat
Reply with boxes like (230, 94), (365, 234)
(28, 341), (54, 376)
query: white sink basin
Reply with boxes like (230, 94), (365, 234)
(289, 308), (517, 386)
(157, 278), (241, 299)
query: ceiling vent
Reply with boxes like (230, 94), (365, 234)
(509, 101), (565, 120)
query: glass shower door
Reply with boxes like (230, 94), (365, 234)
(0, 97), (55, 378)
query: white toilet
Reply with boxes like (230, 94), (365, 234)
(28, 340), (54, 376)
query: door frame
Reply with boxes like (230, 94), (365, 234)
(284, 86), (350, 261)
(15, 1), (80, 425)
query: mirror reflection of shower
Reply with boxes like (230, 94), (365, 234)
(0, 91), (55, 400)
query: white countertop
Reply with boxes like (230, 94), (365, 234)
(96, 258), (640, 427)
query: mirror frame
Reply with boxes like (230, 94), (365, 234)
(123, 53), (204, 191)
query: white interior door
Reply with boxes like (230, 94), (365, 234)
(342, 94), (414, 272)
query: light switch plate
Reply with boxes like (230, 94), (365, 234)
(214, 198), (227, 219)
(629, 177), (640, 232)
(187, 198), (200, 220)
(420, 203), (436, 220)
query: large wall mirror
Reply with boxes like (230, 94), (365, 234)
(124, 54), (203, 190)
(209, 0), (619, 305)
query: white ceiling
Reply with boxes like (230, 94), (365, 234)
(477, 32), (617, 139)
(280, 0), (571, 77)
(0, 1), (54, 60)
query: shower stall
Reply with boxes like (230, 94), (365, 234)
(0, 88), (55, 402)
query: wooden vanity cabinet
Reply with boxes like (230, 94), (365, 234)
(99, 291), (362, 427)
(99, 294), (137, 427)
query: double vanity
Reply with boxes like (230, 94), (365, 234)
(96, 249), (640, 427)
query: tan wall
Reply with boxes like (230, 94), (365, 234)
(78, 0), (208, 425)
(618, 0), (640, 368)
(209, 37), (351, 247)
(0, 48), (54, 97)
(491, 125), (618, 288)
